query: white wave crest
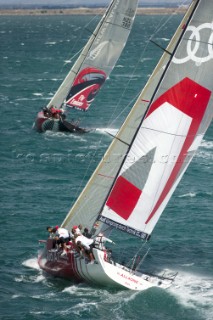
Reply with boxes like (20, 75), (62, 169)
(32, 93), (43, 96)
(141, 57), (152, 63)
(45, 41), (56, 45)
(169, 271), (213, 320)
(200, 140), (213, 149)
(22, 257), (40, 270)
(95, 128), (118, 136)
(178, 192), (197, 198)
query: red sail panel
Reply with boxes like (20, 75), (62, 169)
(145, 78), (211, 224)
(66, 67), (106, 111)
(106, 176), (142, 220)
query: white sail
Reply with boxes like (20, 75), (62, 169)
(100, 0), (213, 238)
(46, 0), (138, 112)
(62, 0), (213, 240)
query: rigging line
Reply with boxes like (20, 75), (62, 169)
(66, 125), (114, 223)
(48, 14), (100, 100)
(107, 7), (182, 128)
(108, 1), (188, 123)
(106, 21), (133, 30)
(105, 131), (130, 146)
(135, 247), (151, 273)
(107, 41), (151, 128)
(148, 0), (191, 43)
(83, 3), (108, 31)
(134, 240), (148, 258)
(182, 37), (213, 46)
(108, 89), (141, 128)
(127, 241), (149, 271)
(68, 0), (115, 83)
(140, 126), (204, 138)
(64, 47), (84, 66)
(150, 39), (172, 55)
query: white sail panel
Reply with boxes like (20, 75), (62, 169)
(46, 0), (138, 111)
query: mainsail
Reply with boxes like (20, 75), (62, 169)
(46, 0), (138, 112)
(62, 0), (213, 240)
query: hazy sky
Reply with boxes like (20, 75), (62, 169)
(0, 0), (190, 5)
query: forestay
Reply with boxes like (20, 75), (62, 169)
(46, 0), (138, 112)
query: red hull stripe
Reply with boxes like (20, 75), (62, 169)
(70, 252), (82, 280)
(145, 78), (211, 224)
(106, 175), (142, 220)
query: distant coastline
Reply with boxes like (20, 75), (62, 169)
(0, 7), (187, 16)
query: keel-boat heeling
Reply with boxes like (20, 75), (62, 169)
(38, 237), (177, 291)
(34, 0), (138, 133)
(38, 0), (213, 291)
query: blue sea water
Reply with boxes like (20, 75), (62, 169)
(0, 13), (213, 320)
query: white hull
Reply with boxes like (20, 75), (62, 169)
(38, 240), (174, 291)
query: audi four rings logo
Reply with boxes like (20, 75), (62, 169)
(173, 22), (213, 64)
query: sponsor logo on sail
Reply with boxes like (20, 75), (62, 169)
(66, 67), (106, 111)
(173, 22), (213, 65)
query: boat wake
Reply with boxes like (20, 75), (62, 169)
(169, 271), (213, 320)
(95, 128), (119, 136)
(22, 257), (40, 271)
(43, 130), (87, 142)
(21, 258), (213, 319)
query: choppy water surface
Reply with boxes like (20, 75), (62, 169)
(0, 13), (212, 320)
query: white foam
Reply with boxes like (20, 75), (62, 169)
(95, 128), (118, 136)
(63, 283), (139, 303)
(45, 41), (56, 45)
(32, 93), (43, 96)
(180, 263), (195, 267)
(22, 257), (40, 271)
(194, 140), (213, 162)
(141, 57), (152, 63)
(169, 271), (213, 320)
(200, 140), (213, 150)
(44, 130), (87, 142)
(12, 295), (21, 299)
(178, 192), (197, 198)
